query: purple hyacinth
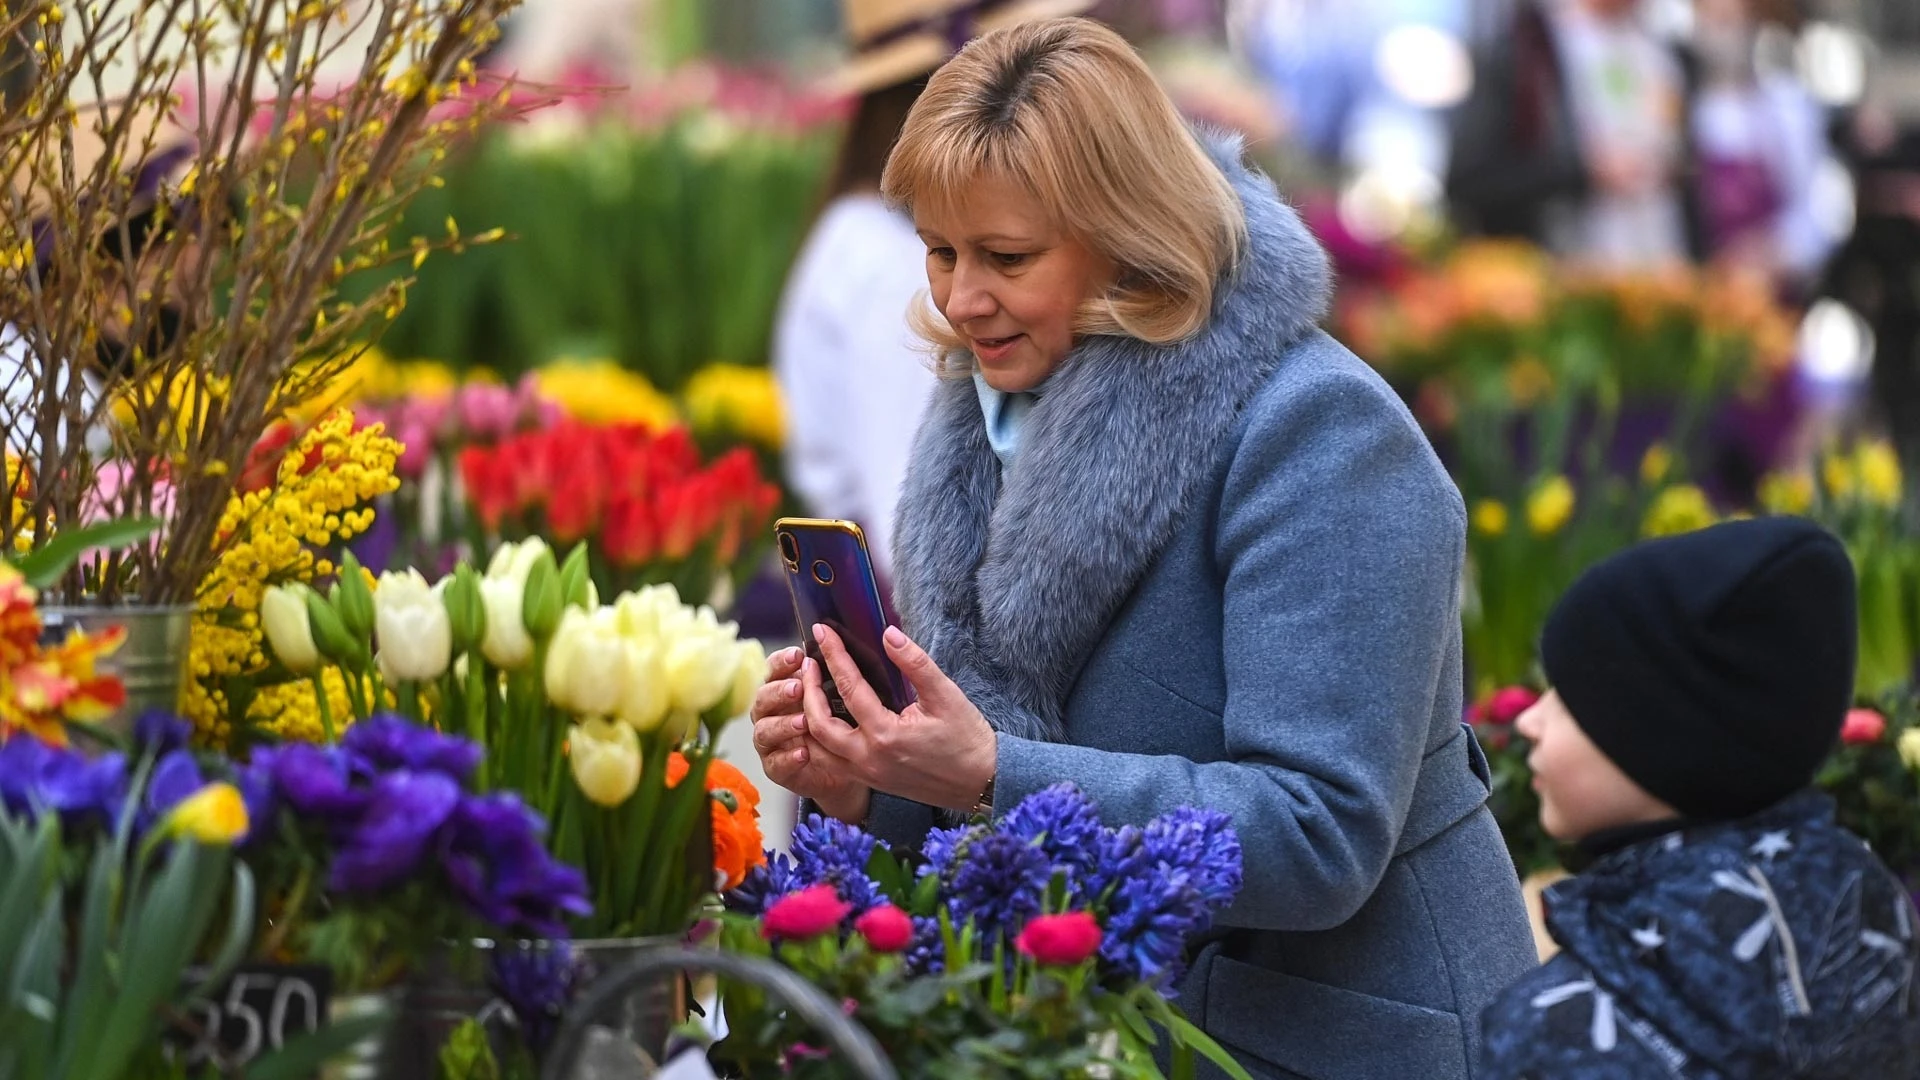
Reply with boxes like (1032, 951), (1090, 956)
(1140, 807), (1243, 909)
(329, 770), (463, 892)
(903, 914), (945, 975)
(490, 941), (575, 1054)
(728, 850), (801, 916)
(944, 830), (1050, 945)
(789, 814), (885, 913)
(998, 783), (1104, 887)
(342, 713), (482, 782)
(918, 823), (977, 882)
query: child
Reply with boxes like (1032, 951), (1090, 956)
(1480, 516), (1920, 1078)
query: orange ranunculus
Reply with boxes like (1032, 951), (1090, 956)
(666, 751), (768, 890)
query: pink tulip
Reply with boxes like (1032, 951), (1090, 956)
(1842, 708), (1887, 745)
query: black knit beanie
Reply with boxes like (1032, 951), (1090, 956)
(1539, 516), (1857, 821)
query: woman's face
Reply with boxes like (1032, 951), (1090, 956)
(915, 176), (1113, 393)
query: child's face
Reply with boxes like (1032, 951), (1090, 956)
(1515, 690), (1679, 842)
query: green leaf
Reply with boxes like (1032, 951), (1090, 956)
(1161, 1009), (1253, 1080)
(10, 517), (161, 589)
(241, 1010), (393, 1080)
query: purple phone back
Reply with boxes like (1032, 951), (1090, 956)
(776, 521), (916, 718)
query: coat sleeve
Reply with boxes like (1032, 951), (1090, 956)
(991, 365), (1467, 932)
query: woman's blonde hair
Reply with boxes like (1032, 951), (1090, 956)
(880, 17), (1246, 359)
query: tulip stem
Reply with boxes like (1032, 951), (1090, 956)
(312, 673), (337, 743)
(399, 681), (421, 724)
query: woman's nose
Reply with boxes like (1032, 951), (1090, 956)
(943, 262), (996, 324)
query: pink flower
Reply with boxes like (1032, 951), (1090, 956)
(455, 382), (519, 441)
(1484, 687), (1541, 726)
(1842, 708), (1887, 745)
(853, 904), (913, 953)
(1015, 911), (1103, 967)
(760, 884), (851, 941)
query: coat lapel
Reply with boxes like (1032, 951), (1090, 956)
(892, 131), (1333, 742)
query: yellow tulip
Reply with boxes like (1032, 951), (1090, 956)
(615, 637), (671, 733)
(1823, 453), (1857, 503)
(568, 718), (641, 806)
(166, 783), (250, 844)
(1525, 477), (1575, 536)
(1470, 499), (1509, 537)
(1899, 728), (1920, 774)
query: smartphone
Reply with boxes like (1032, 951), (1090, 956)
(774, 517), (916, 724)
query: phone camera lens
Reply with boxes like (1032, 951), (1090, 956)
(778, 532), (799, 567)
(811, 560), (835, 585)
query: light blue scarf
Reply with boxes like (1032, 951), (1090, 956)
(972, 369), (1043, 469)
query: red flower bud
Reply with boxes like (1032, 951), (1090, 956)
(1015, 911), (1103, 967)
(853, 904), (914, 953)
(761, 884), (852, 941)
(1842, 708), (1887, 745)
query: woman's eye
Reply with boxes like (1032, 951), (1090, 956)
(928, 247), (956, 264)
(989, 251), (1028, 268)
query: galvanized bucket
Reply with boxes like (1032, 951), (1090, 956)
(39, 604), (193, 735)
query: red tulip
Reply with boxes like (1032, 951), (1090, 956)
(853, 904), (914, 953)
(761, 884), (851, 941)
(1015, 911), (1103, 967)
(1842, 708), (1887, 745)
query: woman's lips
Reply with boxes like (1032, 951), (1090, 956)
(971, 333), (1022, 364)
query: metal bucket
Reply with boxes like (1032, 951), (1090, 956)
(40, 604), (193, 735)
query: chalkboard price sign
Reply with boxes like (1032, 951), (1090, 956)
(167, 964), (334, 1069)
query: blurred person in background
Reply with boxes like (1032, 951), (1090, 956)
(1448, 0), (1688, 268)
(773, 0), (1095, 593)
(1679, 0), (1840, 298)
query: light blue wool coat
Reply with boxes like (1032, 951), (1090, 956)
(867, 134), (1539, 1079)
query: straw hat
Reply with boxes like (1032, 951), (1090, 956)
(830, 0), (1099, 96)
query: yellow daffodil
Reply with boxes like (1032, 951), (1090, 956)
(1758, 472), (1814, 516)
(1643, 485), (1716, 538)
(1525, 477), (1575, 536)
(1471, 499), (1509, 537)
(1856, 442), (1902, 507)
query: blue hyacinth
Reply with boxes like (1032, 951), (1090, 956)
(998, 783), (1105, 891)
(918, 822), (978, 881)
(945, 830), (1051, 943)
(788, 813), (886, 913)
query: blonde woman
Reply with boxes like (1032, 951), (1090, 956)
(751, 18), (1536, 1078)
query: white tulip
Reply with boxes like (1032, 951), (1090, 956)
(569, 718), (641, 807)
(723, 638), (769, 719)
(615, 637), (671, 732)
(261, 584), (321, 674)
(479, 576), (535, 669)
(545, 607), (627, 717)
(486, 536), (552, 587)
(373, 569), (453, 681)
(664, 606), (742, 714)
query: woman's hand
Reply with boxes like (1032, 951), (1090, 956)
(801, 624), (998, 812)
(750, 645), (870, 822)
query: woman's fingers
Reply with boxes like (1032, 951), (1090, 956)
(799, 654), (865, 765)
(750, 674), (803, 723)
(812, 625), (892, 727)
(881, 626), (966, 710)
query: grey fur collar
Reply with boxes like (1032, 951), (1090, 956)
(891, 132), (1331, 743)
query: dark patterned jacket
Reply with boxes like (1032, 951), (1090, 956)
(1481, 791), (1920, 1079)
